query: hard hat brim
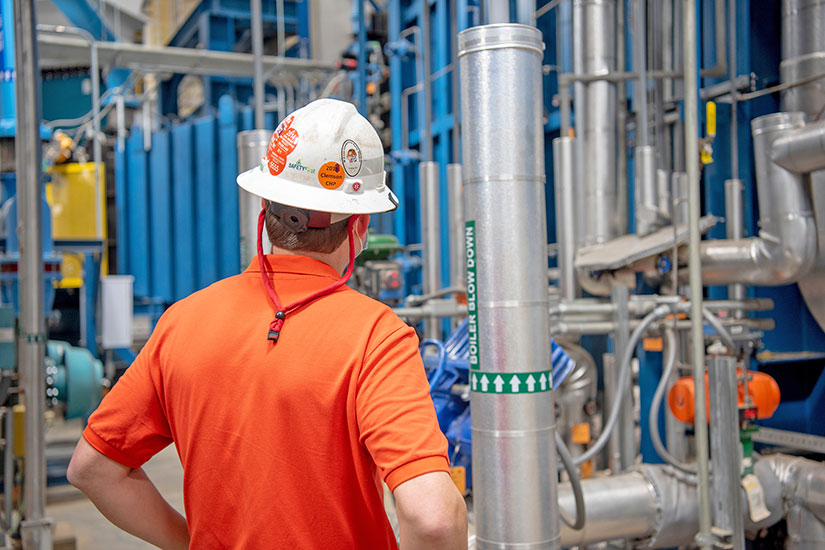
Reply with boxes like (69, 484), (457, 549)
(236, 166), (398, 215)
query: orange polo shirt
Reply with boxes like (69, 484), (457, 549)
(83, 255), (449, 549)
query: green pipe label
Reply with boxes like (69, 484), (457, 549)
(471, 370), (553, 394)
(465, 221), (479, 369)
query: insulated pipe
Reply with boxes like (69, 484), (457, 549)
(708, 353), (745, 550)
(700, 113), (817, 285)
(763, 454), (825, 550)
(724, 179), (746, 314)
(771, 119), (825, 173)
(682, 1), (713, 547)
(572, 0), (588, 248)
(420, 161), (441, 339)
(582, 0), (618, 246)
(635, 145), (659, 236)
(237, 130), (272, 267)
(657, 169), (671, 221)
(14, 2), (53, 549)
(458, 25), (559, 550)
(631, 0), (649, 148)
(553, 137), (579, 300)
(447, 164), (465, 289)
(780, 0), (825, 118)
(484, 0), (510, 23)
(672, 171), (689, 225)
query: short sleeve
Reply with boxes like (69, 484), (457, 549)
(83, 314), (174, 469)
(356, 322), (449, 491)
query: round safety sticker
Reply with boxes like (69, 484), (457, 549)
(318, 161), (346, 190)
(341, 139), (362, 177)
(267, 116), (300, 176)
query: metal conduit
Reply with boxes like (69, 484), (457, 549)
(553, 137), (578, 300)
(458, 24), (559, 549)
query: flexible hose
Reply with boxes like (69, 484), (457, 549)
(649, 328), (697, 474)
(701, 307), (736, 350)
(555, 431), (586, 530)
(573, 304), (678, 466)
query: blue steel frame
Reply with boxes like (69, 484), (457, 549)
(160, 0), (310, 116)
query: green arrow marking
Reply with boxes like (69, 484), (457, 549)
(471, 370), (553, 394)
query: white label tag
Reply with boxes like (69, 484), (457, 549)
(741, 473), (771, 523)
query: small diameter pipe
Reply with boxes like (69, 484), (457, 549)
(632, 0), (649, 147)
(683, 0), (713, 546)
(251, 0), (265, 129)
(555, 431), (585, 530)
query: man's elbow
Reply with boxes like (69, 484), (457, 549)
(405, 489), (467, 544)
(66, 450), (93, 490)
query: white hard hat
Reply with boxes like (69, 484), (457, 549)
(237, 98), (398, 216)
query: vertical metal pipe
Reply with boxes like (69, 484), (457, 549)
(516, 0), (535, 24)
(484, 0), (510, 23)
(14, 2), (52, 548)
(611, 284), (635, 471)
(558, 0), (573, 135)
(572, 0), (587, 246)
(708, 353), (745, 550)
(237, 130), (272, 266)
(635, 145), (659, 236)
(725, 179), (746, 313)
(4, 407), (12, 534)
(447, 164), (465, 289)
(728, 0), (738, 180)
(251, 0), (265, 129)
(657, 168), (671, 221)
(615, 0), (628, 234)
(602, 354), (622, 473)
(583, 0), (618, 245)
(420, 161), (441, 339)
(459, 24), (559, 549)
(91, 42), (103, 240)
(419, 0), (433, 160)
(553, 137), (579, 300)
(276, 0), (286, 56)
(672, 171), (689, 225)
(683, 1), (713, 547)
(356, 0), (367, 116)
(632, 0), (649, 147)
(451, 0), (461, 162)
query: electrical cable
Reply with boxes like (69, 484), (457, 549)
(649, 328), (697, 474)
(555, 431), (586, 530)
(573, 303), (680, 465)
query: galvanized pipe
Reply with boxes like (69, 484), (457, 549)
(237, 130), (272, 267)
(420, 161), (441, 339)
(447, 164), (465, 289)
(708, 353), (745, 550)
(724, 179), (746, 315)
(276, 0), (286, 57)
(251, 0), (265, 129)
(419, 0), (433, 161)
(582, 0), (618, 246)
(635, 145), (659, 235)
(14, 2), (53, 548)
(553, 137), (578, 300)
(682, 1), (713, 547)
(700, 113), (817, 285)
(572, 0), (588, 248)
(631, 0), (649, 147)
(459, 24), (559, 549)
(771, 119), (825, 173)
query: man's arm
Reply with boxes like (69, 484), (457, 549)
(394, 471), (467, 550)
(67, 437), (190, 550)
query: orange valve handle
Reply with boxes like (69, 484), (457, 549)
(668, 369), (781, 424)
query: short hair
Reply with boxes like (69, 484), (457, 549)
(264, 204), (349, 254)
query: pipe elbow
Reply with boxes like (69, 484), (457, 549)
(575, 269), (636, 297)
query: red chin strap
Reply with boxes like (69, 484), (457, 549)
(257, 207), (358, 343)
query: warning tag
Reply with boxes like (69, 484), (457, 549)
(267, 116), (299, 176)
(318, 162), (346, 190)
(741, 474), (771, 523)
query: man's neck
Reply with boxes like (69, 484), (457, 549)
(268, 245), (348, 275)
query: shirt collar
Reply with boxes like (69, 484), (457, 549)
(244, 254), (342, 280)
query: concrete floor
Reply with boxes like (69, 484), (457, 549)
(46, 420), (185, 550)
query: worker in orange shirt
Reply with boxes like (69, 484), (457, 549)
(67, 99), (467, 549)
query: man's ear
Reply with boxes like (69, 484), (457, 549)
(356, 214), (371, 236)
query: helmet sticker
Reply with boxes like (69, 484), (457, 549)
(341, 139), (362, 177)
(267, 116), (300, 176)
(318, 162), (346, 190)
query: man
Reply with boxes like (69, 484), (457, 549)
(68, 99), (467, 549)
